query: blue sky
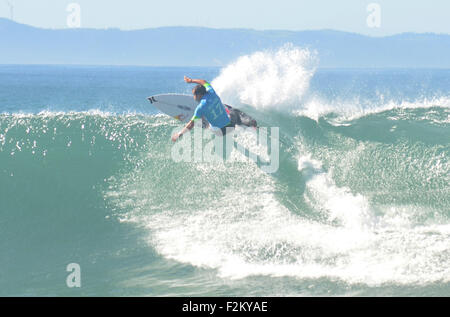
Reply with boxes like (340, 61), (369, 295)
(1, 0), (449, 36)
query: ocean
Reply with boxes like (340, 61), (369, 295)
(0, 47), (449, 296)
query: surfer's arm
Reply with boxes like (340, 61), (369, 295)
(172, 99), (205, 142)
(172, 120), (194, 142)
(184, 76), (207, 86)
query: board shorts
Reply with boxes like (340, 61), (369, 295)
(218, 105), (258, 136)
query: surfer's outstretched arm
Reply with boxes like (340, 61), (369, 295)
(184, 76), (206, 86)
(172, 120), (194, 142)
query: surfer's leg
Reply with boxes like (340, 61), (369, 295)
(229, 108), (257, 128)
(228, 108), (240, 126)
(220, 124), (235, 136)
(237, 109), (257, 127)
(201, 117), (209, 129)
(214, 126), (234, 160)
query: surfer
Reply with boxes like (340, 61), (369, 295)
(171, 76), (257, 142)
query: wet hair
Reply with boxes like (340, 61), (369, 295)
(193, 84), (206, 97)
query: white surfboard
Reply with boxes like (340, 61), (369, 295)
(147, 94), (198, 123)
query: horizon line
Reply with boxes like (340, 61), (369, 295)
(1, 63), (450, 70)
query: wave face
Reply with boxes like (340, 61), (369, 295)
(1, 61), (449, 296)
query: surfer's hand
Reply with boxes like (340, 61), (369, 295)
(184, 76), (192, 83)
(172, 132), (181, 142)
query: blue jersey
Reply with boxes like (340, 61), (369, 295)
(192, 83), (231, 129)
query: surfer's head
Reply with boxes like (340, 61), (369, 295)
(192, 84), (206, 102)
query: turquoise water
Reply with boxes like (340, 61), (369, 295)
(0, 59), (449, 296)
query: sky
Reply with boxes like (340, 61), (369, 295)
(0, 0), (449, 36)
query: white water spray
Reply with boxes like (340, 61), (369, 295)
(212, 44), (317, 111)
